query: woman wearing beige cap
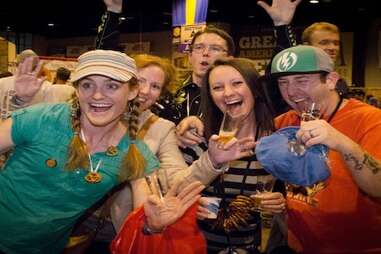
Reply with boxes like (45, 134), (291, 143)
(0, 49), (204, 254)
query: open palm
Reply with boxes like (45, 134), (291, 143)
(257, 0), (302, 26)
(14, 57), (45, 103)
(208, 135), (256, 166)
(144, 181), (204, 231)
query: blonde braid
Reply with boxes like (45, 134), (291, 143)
(119, 98), (146, 182)
(65, 93), (89, 170)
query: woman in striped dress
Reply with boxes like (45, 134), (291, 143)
(179, 58), (287, 253)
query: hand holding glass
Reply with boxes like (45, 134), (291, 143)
(218, 111), (241, 145)
(289, 102), (321, 156)
(251, 175), (276, 212)
(301, 102), (321, 121)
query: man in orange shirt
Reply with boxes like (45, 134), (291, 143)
(271, 45), (381, 253)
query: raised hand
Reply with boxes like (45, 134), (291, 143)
(14, 57), (45, 103)
(104, 0), (123, 13)
(257, 0), (302, 26)
(144, 181), (204, 232)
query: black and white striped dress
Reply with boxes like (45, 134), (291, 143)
(198, 153), (273, 254)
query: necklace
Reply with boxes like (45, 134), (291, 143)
(327, 96), (343, 123)
(80, 129), (103, 184)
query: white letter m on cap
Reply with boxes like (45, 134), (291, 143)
(276, 52), (297, 72)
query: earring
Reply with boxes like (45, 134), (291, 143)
(70, 98), (80, 118)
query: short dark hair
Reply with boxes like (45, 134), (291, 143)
(56, 67), (71, 82)
(190, 26), (235, 56)
(201, 58), (274, 140)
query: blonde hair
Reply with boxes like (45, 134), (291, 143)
(40, 64), (53, 82)
(302, 22), (340, 44)
(65, 78), (146, 182)
(133, 54), (177, 94)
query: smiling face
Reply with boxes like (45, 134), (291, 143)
(189, 33), (228, 82)
(137, 65), (165, 111)
(309, 30), (340, 63)
(77, 75), (137, 127)
(208, 65), (255, 120)
(277, 73), (338, 116)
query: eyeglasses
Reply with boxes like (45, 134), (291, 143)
(191, 43), (228, 55)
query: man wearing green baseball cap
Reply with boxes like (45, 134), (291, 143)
(271, 45), (381, 253)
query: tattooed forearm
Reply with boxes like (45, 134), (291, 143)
(343, 152), (381, 174)
(343, 153), (363, 171)
(362, 153), (381, 174)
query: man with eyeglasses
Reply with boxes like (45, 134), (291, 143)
(157, 27), (235, 127)
(153, 27), (235, 166)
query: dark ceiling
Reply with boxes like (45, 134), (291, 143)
(0, 0), (379, 38)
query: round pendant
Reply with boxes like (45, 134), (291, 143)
(45, 158), (57, 168)
(106, 146), (118, 157)
(84, 172), (102, 184)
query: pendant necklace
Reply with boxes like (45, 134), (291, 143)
(80, 129), (103, 184)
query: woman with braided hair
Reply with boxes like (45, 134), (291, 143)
(0, 49), (204, 254)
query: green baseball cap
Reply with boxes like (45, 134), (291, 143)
(271, 45), (334, 76)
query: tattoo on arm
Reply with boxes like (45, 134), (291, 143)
(362, 153), (381, 175)
(343, 152), (381, 174)
(343, 153), (363, 171)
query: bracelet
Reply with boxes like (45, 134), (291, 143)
(142, 221), (164, 235)
(11, 95), (26, 106)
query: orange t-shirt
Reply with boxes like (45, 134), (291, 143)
(275, 99), (381, 254)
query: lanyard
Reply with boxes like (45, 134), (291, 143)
(80, 129), (103, 184)
(327, 96), (343, 123)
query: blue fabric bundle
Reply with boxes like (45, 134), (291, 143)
(255, 126), (330, 186)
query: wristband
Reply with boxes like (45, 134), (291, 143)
(11, 95), (27, 106)
(142, 221), (164, 235)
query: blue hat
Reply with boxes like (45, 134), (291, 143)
(255, 126), (330, 186)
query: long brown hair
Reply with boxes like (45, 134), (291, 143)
(201, 58), (275, 140)
(65, 77), (146, 182)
